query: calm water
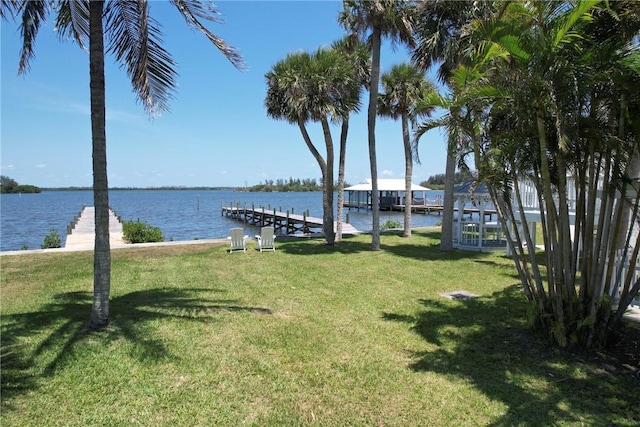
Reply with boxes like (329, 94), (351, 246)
(0, 190), (444, 251)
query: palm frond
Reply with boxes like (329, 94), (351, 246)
(0, 0), (22, 20)
(17, 0), (48, 74)
(414, 115), (448, 141)
(169, 0), (245, 70)
(105, 0), (176, 117)
(620, 48), (640, 75)
(55, 0), (89, 51)
(416, 91), (447, 110)
(412, 112), (459, 165)
(552, 0), (599, 50)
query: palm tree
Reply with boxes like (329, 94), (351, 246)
(378, 63), (436, 237)
(331, 37), (371, 241)
(2, 0), (244, 330)
(414, 83), (476, 252)
(412, 0), (496, 81)
(265, 48), (359, 245)
(440, 0), (640, 348)
(412, 0), (496, 251)
(339, 0), (416, 250)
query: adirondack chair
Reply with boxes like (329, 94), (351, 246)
(255, 226), (276, 252)
(227, 227), (248, 253)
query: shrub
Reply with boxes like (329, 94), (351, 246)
(381, 220), (402, 230)
(122, 219), (164, 244)
(41, 229), (62, 249)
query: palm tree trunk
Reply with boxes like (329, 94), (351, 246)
(440, 144), (456, 251)
(336, 117), (349, 242)
(402, 112), (412, 237)
(536, 105), (567, 345)
(297, 119), (331, 244)
(368, 28), (382, 250)
(321, 118), (335, 245)
(89, 0), (111, 330)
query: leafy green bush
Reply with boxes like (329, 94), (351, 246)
(381, 220), (402, 230)
(122, 219), (164, 244)
(41, 229), (62, 249)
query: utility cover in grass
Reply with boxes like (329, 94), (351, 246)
(440, 290), (480, 300)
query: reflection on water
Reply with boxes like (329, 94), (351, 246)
(0, 190), (444, 251)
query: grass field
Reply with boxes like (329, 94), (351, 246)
(1, 229), (638, 426)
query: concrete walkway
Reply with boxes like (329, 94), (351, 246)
(64, 207), (125, 250)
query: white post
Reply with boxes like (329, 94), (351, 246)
(456, 195), (464, 246)
(479, 197), (485, 250)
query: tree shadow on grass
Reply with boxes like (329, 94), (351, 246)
(1, 287), (271, 408)
(278, 229), (490, 262)
(382, 241), (488, 262)
(278, 236), (373, 255)
(382, 285), (640, 426)
(381, 229), (488, 262)
(471, 259), (522, 281)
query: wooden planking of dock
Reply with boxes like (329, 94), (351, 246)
(65, 207), (125, 249)
(222, 204), (359, 236)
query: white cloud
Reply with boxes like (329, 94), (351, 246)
(106, 109), (142, 123)
(381, 169), (394, 176)
(38, 97), (140, 123)
(36, 164), (46, 169)
(39, 99), (90, 116)
(1, 164), (16, 171)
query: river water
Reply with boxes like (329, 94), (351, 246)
(0, 190), (444, 251)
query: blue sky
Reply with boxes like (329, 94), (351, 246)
(1, 0), (447, 188)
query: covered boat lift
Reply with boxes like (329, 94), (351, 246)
(344, 178), (431, 211)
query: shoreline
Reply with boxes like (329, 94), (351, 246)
(0, 226), (442, 257)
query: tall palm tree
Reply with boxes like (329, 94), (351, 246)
(265, 48), (359, 245)
(413, 69), (483, 252)
(378, 63), (436, 237)
(339, 0), (416, 250)
(331, 37), (371, 241)
(2, 0), (244, 330)
(412, 0), (496, 251)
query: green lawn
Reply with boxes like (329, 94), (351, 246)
(1, 229), (638, 426)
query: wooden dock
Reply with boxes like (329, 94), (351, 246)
(222, 203), (359, 236)
(65, 207), (125, 249)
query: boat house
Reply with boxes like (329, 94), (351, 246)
(344, 179), (431, 211)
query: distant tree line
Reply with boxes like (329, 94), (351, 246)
(420, 170), (476, 190)
(244, 178), (322, 192)
(0, 176), (41, 194)
(42, 186), (236, 191)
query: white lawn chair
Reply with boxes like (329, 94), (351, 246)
(255, 226), (276, 252)
(227, 227), (248, 253)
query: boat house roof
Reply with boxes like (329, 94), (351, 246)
(345, 179), (430, 192)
